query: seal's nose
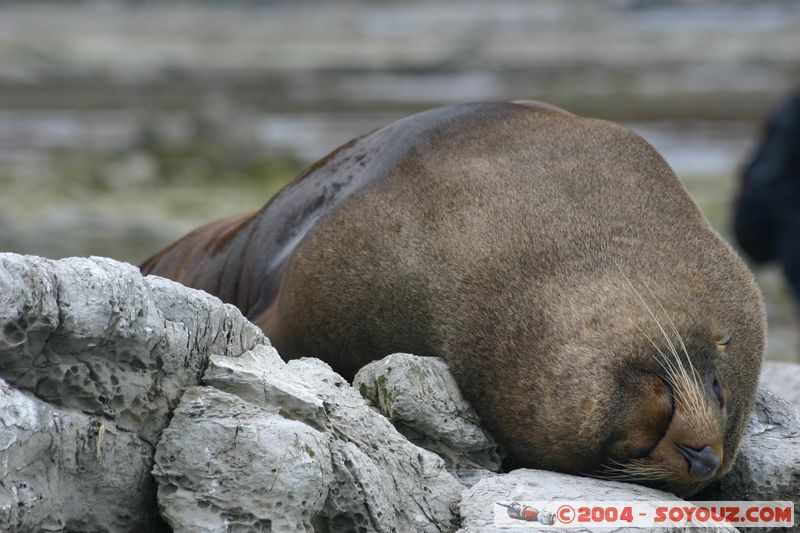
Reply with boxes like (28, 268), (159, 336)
(677, 444), (721, 479)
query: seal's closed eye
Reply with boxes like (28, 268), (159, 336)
(630, 378), (675, 459)
(610, 374), (674, 460)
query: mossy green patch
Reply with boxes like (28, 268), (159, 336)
(303, 444), (316, 458)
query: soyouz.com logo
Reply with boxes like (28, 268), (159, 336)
(494, 500), (795, 528)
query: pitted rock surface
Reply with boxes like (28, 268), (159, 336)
(0, 377), (162, 532)
(0, 254), (266, 445)
(154, 347), (463, 533)
(0, 253), (266, 532)
(354, 353), (501, 480)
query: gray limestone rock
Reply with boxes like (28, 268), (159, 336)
(153, 385), (333, 532)
(699, 389), (800, 531)
(203, 345), (326, 427)
(459, 469), (736, 533)
(0, 253), (266, 445)
(287, 357), (463, 532)
(154, 348), (464, 533)
(0, 253), (267, 532)
(353, 353), (502, 477)
(0, 377), (162, 532)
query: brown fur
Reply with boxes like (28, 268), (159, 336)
(141, 102), (765, 496)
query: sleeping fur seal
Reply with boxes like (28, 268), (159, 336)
(141, 102), (765, 496)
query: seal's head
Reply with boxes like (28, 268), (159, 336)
(598, 295), (747, 496)
(495, 265), (764, 498)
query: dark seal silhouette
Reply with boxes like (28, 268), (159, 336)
(142, 102), (765, 496)
(734, 90), (800, 311)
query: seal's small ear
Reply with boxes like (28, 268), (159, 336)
(715, 335), (732, 353)
(510, 100), (575, 116)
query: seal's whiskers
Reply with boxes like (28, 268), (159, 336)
(594, 459), (673, 482)
(616, 265), (711, 428)
(643, 282), (708, 417)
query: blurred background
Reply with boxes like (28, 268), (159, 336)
(1, 0), (799, 362)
